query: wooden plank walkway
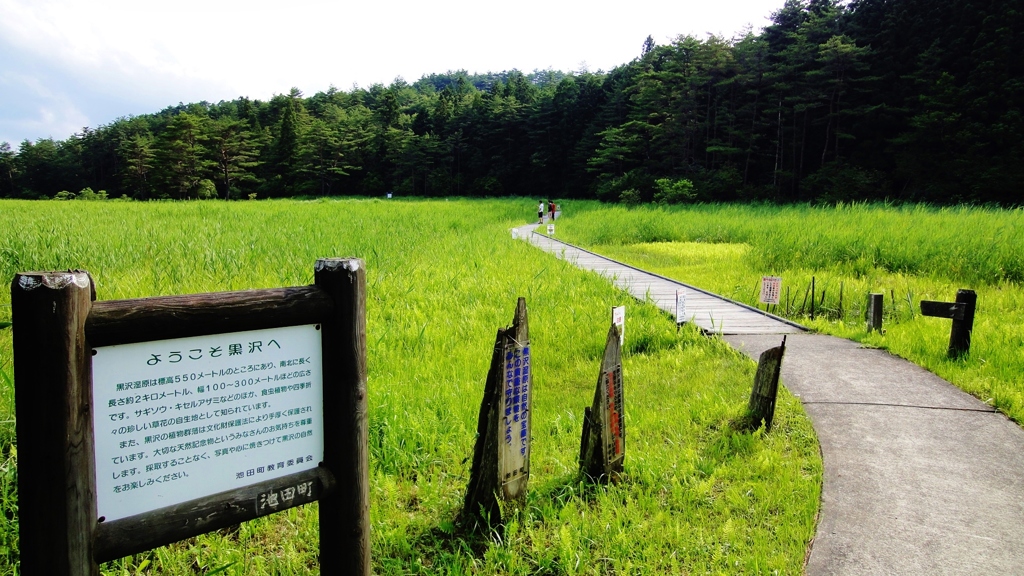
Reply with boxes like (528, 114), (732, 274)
(514, 224), (804, 336)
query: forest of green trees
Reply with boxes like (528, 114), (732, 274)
(1, 0), (1020, 204)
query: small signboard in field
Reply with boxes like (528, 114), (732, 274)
(760, 276), (782, 305)
(612, 306), (625, 346)
(675, 289), (686, 324)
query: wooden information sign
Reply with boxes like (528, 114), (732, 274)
(580, 324), (625, 481)
(12, 259), (369, 575)
(463, 298), (531, 527)
(760, 276), (782, 305)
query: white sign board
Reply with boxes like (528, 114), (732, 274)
(612, 306), (625, 346)
(760, 276), (782, 305)
(675, 289), (686, 324)
(547, 224), (555, 235)
(511, 228), (520, 240)
(498, 341), (531, 496)
(92, 324), (324, 521)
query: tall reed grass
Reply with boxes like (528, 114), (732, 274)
(557, 201), (1024, 424)
(0, 199), (819, 575)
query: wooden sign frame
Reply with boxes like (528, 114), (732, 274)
(12, 258), (369, 575)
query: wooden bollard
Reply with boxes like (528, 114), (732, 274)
(866, 293), (883, 333)
(920, 289), (977, 358)
(579, 324), (624, 481)
(745, 336), (786, 432)
(462, 298), (531, 528)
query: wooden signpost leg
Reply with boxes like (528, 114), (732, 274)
(12, 271), (97, 576)
(315, 259), (369, 576)
(948, 289), (976, 358)
(866, 293), (883, 333)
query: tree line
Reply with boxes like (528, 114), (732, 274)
(1, 0), (1020, 204)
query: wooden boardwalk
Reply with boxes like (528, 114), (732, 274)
(515, 224), (804, 336)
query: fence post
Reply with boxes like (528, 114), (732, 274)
(12, 271), (97, 576)
(948, 289), (977, 358)
(314, 258), (369, 576)
(866, 293), (883, 333)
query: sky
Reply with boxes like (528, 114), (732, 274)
(0, 0), (784, 147)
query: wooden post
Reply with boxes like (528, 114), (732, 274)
(315, 258), (369, 576)
(12, 271), (98, 576)
(920, 289), (977, 359)
(810, 277), (816, 320)
(948, 289), (976, 358)
(745, 336), (786, 432)
(580, 324), (624, 481)
(463, 298), (530, 529)
(866, 293), (883, 333)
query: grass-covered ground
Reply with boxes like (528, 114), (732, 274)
(0, 198), (820, 574)
(555, 201), (1024, 425)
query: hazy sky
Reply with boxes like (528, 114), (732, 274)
(0, 0), (784, 146)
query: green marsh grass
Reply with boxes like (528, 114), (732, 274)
(0, 199), (819, 574)
(555, 201), (1024, 424)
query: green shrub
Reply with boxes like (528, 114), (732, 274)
(653, 178), (696, 204)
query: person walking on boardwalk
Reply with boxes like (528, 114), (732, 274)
(539, 200), (545, 224)
(549, 201), (556, 221)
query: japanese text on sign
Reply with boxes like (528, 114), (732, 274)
(92, 324), (324, 522)
(499, 343), (530, 488)
(603, 365), (625, 465)
(760, 276), (782, 305)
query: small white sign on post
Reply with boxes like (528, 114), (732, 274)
(760, 276), (782, 305)
(511, 228), (520, 240)
(92, 324), (325, 522)
(547, 224), (555, 235)
(611, 306), (625, 346)
(675, 289), (686, 324)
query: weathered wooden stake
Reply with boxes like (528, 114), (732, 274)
(920, 289), (977, 358)
(949, 289), (977, 358)
(463, 298), (530, 528)
(866, 293), (883, 333)
(838, 282), (844, 319)
(745, 336), (787, 432)
(12, 271), (97, 575)
(810, 277), (816, 320)
(315, 258), (370, 576)
(579, 324), (624, 482)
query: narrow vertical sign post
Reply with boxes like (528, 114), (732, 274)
(463, 298), (530, 528)
(675, 289), (686, 328)
(547, 224), (555, 235)
(579, 324), (625, 481)
(611, 306), (625, 346)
